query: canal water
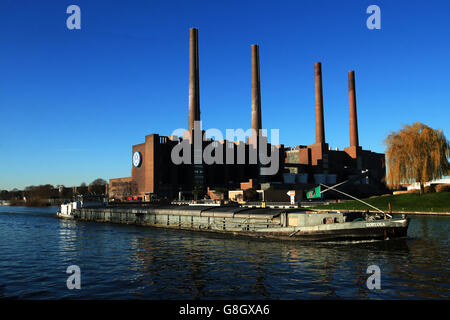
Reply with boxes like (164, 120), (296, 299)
(0, 206), (448, 299)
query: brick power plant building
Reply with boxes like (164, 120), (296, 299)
(109, 28), (386, 201)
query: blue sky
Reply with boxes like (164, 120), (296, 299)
(0, 0), (449, 190)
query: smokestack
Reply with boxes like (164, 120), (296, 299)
(251, 44), (262, 134)
(348, 70), (359, 147)
(314, 62), (325, 144)
(188, 28), (200, 131)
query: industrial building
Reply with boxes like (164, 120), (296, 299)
(109, 28), (386, 201)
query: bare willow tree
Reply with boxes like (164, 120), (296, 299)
(384, 122), (449, 193)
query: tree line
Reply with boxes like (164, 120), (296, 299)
(0, 178), (108, 206)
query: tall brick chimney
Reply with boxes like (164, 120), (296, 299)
(251, 44), (262, 134)
(315, 62), (325, 144)
(188, 28), (200, 131)
(348, 70), (359, 147)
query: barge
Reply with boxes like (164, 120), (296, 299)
(57, 195), (106, 220)
(58, 202), (409, 241)
(57, 174), (410, 241)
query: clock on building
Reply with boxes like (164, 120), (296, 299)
(132, 151), (142, 167)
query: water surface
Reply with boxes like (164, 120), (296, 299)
(0, 206), (448, 299)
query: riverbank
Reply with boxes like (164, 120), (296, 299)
(2, 199), (63, 207)
(310, 192), (450, 215)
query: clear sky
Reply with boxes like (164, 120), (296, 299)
(0, 0), (449, 190)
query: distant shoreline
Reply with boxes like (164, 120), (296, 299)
(0, 201), (60, 207)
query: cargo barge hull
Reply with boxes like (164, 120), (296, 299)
(67, 205), (409, 242)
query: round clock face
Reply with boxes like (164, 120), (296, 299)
(132, 151), (142, 167)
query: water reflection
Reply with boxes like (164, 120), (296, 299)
(58, 220), (78, 254)
(125, 229), (420, 299)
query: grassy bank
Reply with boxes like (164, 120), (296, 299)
(311, 192), (450, 213)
